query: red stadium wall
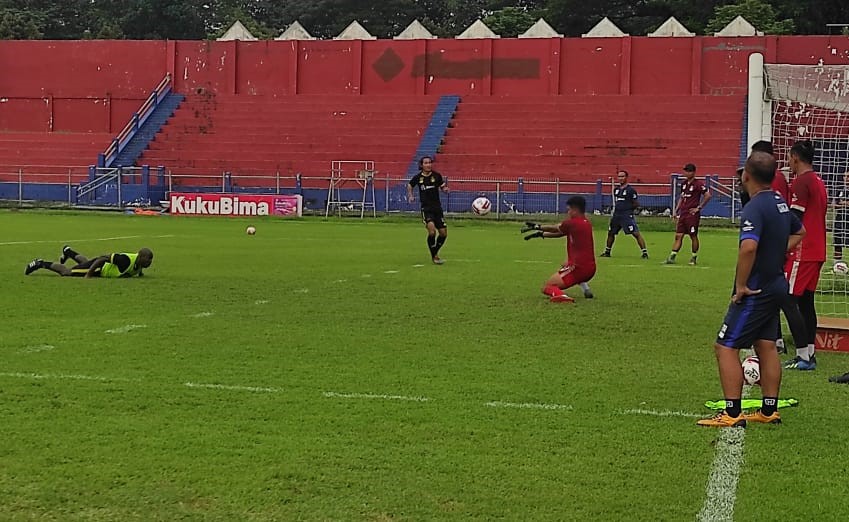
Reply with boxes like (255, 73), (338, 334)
(1, 36), (849, 133)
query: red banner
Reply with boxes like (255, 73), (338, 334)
(168, 193), (302, 217)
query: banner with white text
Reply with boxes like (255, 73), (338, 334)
(169, 193), (302, 217)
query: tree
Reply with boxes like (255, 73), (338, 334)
(771, 0), (849, 35)
(545, 0), (669, 37)
(0, 7), (43, 39)
(483, 6), (538, 37)
(705, 0), (793, 35)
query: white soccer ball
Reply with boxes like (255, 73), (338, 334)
(246, 226), (256, 235)
(833, 261), (848, 275)
(741, 355), (761, 386)
(472, 196), (492, 216)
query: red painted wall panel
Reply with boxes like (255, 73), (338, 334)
(775, 36), (849, 65)
(560, 38), (623, 95)
(490, 39), (552, 95)
(0, 99), (51, 132)
(0, 40), (165, 98)
(420, 39), (486, 95)
(361, 41), (419, 95)
(52, 98), (108, 133)
(173, 40), (231, 94)
(630, 38), (693, 95)
(700, 38), (766, 95)
(296, 41), (356, 94)
(234, 41), (295, 96)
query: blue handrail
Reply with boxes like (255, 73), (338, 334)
(98, 73), (172, 168)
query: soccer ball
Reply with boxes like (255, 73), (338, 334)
(472, 197), (492, 216)
(246, 226), (256, 235)
(833, 261), (848, 275)
(741, 355), (761, 386)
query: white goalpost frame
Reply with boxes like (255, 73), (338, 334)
(752, 53), (849, 318)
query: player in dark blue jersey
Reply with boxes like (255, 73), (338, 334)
(698, 151), (805, 427)
(600, 170), (649, 259)
(407, 156), (450, 264)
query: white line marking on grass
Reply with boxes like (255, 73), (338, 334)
(0, 372), (134, 382)
(191, 312), (215, 318)
(105, 324), (147, 334)
(323, 391), (430, 402)
(361, 274), (372, 278)
(18, 344), (56, 354)
(184, 382), (282, 393)
(697, 385), (751, 522)
(0, 234), (176, 247)
(333, 279), (348, 283)
(621, 408), (702, 418)
(412, 264), (425, 268)
(384, 270), (399, 274)
(513, 260), (550, 264)
(254, 300), (269, 305)
(485, 401), (573, 411)
(449, 258), (481, 263)
(293, 288), (310, 294)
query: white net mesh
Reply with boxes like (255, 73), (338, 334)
(765, 63), (849, 317)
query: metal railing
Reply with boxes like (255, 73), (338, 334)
(98, 73), (172, 168)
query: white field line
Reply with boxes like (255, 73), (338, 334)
(360, 274), (372, 278)
(412, 264), (425, 268)
(621, 408), (702, 418)
(323, 391), (430, 402)
(105, 324), (147, 334)
(485, 401), (573, 411)
(697, 385), (751, 522)
(191, 312), (215, 318)
(0, 372), (134, 382)
(184, 382), (282, 393)
(513, 260), (550, 264)
(0, 234), (176, 247)
(384, 270), (400, 274)
(448, 258), (481, 263)
(254, 300), (269, 305)
(18, 344), (56, 354)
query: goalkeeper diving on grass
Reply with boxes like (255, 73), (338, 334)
(522, 195), (596, 303)
(25, 245), (153, 278)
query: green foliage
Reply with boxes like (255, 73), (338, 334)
(2, 211), (849, 519)
(705, 0), (794, 35)
(483, 6), (538, 37)
(0, 7), (43, 39)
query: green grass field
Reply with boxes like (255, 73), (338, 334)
(1, 210), (848, 521)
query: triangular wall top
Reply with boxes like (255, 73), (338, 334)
(714, 16), (763, 37)
(456, 19), (500, 39)
(582, 17), (627, 37)
(335, 20), (376, 40)
(394, 19), (436, 39)
(217, 20), (257, 41)
(519, 18), (563, 38)
(276, 20), (315, 40)
(649, 16), (694, 37)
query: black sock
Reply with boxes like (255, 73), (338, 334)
(434, 235), (446, 255)
(761, 397), (778, 416)
(40, 260), (52, 268)
(427, 235), (437, 257)
(66, 247), (79, 259)
(725, 399), (742, 418)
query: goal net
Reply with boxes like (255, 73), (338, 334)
(764, 63), (849, 317)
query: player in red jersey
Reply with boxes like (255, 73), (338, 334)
(664, 163), (711, 265)
(522, 195), (596, 303)
(783, 140), (828, 371)
(751, 140), (790, 200)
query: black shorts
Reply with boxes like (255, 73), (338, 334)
(67, 259), (101, 277)
(715, 281), (786, 349)
(421, 207), (446, 229)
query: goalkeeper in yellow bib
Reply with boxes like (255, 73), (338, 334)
(25, 245), (153, 278)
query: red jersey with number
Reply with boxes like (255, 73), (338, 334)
(677, 178), (707, 215)
(559, 215), (595, 269)
(789, 170), (827, 262)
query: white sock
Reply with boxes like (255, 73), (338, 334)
(796, 347), (810, 361)
(775, 338), (785, 350)
(808, 343), (816, 358)
(579, 283), (590, 292)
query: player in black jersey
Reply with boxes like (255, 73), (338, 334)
(407, 156), (450, 264)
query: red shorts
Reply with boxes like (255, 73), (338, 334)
(675, 214), (700, 235)
(784, 259), (823, 296)
(559, 264), (596, 288)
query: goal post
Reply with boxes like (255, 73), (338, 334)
(755, 54), (849, 320)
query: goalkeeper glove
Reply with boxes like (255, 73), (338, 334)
(520, 222), (541, 233)
(524, 231), (544, 241)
